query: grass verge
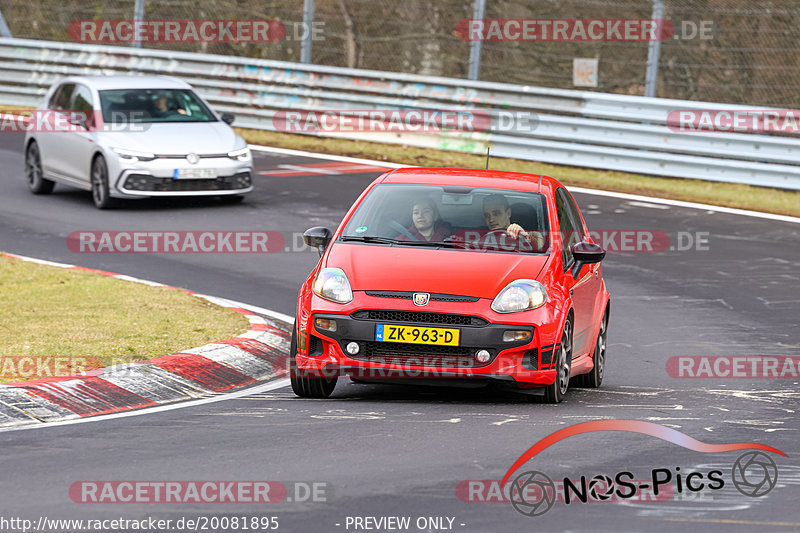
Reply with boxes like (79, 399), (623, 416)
(0, 255), (250, 383)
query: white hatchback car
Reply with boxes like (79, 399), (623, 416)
(24, 75), (253, 208)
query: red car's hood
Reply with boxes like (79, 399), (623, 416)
(325, 243), (550, 299)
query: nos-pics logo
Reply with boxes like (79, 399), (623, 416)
(502, 420), (784, 517)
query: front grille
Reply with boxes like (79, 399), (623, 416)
(155, 153), (228, 159)
(123, 172), (251, 192)
(347, 341), (492, 368)
(351, 310), (487, 327)
(365, 291), (479, 303)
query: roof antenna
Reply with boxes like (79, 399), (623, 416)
(485, 146), (491, 170)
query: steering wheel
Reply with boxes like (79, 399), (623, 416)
(389, 220), (417, 241)
(484, 228), (535, 250)
(486, 229), (513, 238)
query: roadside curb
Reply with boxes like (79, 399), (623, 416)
(0, 252), (292, 428)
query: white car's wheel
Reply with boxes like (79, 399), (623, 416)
(91, 155), (114, 209)
(26, 141), (55, 194)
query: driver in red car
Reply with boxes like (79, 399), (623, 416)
(480, 194), (541, 250)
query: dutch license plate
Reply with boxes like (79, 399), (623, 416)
(174, 168), (217, 179)
(375, 324), (460, 346)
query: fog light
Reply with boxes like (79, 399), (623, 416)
(315, 317), (337, 332)
(475, 349), (491, 363)
(346, 342), (360, 355)
(503, 330), (532, 342)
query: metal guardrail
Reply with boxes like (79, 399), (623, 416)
(1, 38), (799, 190)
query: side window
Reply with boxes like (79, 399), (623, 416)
(49, 83), (75, 111)
(71, 84), (94, 112)
(556, 190), (577, 270)
(556, 188), (586, 271)
(562, 189), (586, 239)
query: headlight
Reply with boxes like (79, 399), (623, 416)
(112, 147), (156, 162)
(227, 147), (251, 162)
(491, 279), (547, 313)
(312, 268), (353, 304)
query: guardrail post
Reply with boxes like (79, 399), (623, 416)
(0, 7), (13, 38)
(644, 0), (664, 97)
(467, 0), (486, 81)
(133, 0), (146, 49)
(300, 0), (315, 64)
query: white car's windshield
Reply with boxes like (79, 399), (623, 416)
(99, 88), (217, 123)
(341, 183), (550, 253)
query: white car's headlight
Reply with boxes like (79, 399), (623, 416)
(112, 147), (156, 162)
(491, 279), (547, 313)
(312, 268), (353, 304)
(227, 147), (251, 162)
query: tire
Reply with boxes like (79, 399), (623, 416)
(25, 141), (55, 194)
(91, 155), (114, 209)
(543, 317), (573, 404)
(574, 309), (609, 388)
(289, 321), (337, 398)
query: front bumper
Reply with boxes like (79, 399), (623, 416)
(296, 307), (560, 387)
(109, 154), (253, 197)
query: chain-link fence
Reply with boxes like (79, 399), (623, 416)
(2, 0), (799, 107)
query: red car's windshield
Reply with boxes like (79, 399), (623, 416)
(340, 184), (550, 253)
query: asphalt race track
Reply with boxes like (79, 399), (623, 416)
(0, 131), (798, 532)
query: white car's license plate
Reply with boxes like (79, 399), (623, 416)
(174, 168), (217, 179)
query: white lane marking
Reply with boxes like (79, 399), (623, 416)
(259, 163), (388, 176)
(3, 254), (75, 268)
(113, 274), (166, 287)
(569, 186), (800, 224)
(194, 294), (294, 324)
(0, 379), (291, 433)
(276, 164), (342, 175)
(627, 201), (671, 210)
(492, 418), (517, 426)
(249, 145), (407, 169)
(248, 143), (800, 224)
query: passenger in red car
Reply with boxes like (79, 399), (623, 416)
(398, 197), (453, 242)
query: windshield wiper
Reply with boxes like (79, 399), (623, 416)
(340, 235), (400, 244)
(398, 240), (463, 248)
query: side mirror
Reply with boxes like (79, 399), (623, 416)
(68, 112), (91, 130)
(303, 227), (333, 257)
(570, 241), (605, 277)
(221, 113), (235, 125)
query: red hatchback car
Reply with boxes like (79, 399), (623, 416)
(290, 168), (610, 403)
